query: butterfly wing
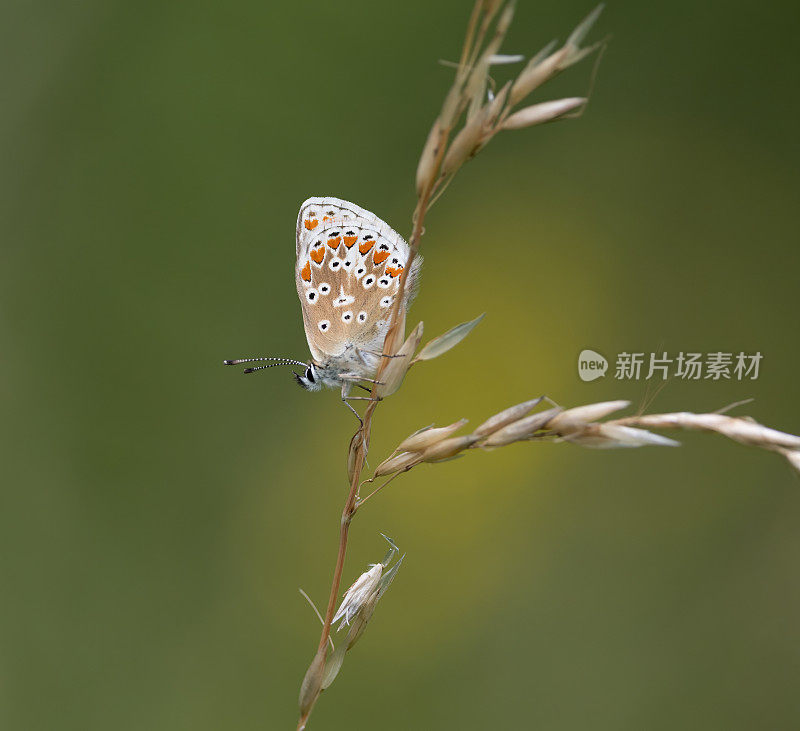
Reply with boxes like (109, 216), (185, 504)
(295, 197), (421, 365)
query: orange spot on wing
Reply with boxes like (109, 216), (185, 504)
(359, 240), (374, 254)
(311, 247), (325, 264)
(327, 236), (341, 249)
(343, 235), (357, 248)
(322, 216), (331, 221)
(304, 218), (318, 230)
(386, 265), (404, 278)
(301, 261), (311, 282)
(373, 250), (390, 265)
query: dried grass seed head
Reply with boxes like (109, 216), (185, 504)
(377, 322), (424, 397)
(478, 406), (563, 447)
(374, 450), (422, 478)
(564, 423), (680, 449)
(333, 563), (383, 629)
(416, 119), (444, 196)
(508, 46), (569, 106)
(421, 434), (481, 462)
(397, 418), (469, 452)
(414, 313), (484, 362)
(547, 400), (630, 434)
(473, 397), (545, 437)
(502, 97), (586, 130)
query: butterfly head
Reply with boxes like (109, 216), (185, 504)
(293, 363), (323, 391)
(223, 356), (318, 388)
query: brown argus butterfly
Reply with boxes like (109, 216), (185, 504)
(225, 197), (421, 418)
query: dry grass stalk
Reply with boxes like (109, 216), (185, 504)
(609, 411), (800, 468)
(360, 400), (800, 494)
(295, 3), (605, 727)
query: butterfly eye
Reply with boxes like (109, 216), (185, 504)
(305, 366), (315, 383)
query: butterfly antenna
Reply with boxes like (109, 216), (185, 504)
(224, 357), (306, 367)
(242, 363), (297, 374)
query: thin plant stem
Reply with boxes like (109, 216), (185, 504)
(354, 471), (405, 510)
(297, 111), (449, 731)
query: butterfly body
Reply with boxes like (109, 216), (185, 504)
(296, 346), (381, 392)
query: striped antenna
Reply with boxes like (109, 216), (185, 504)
(243, 363), (299, 374)
(224, 357), (306, 367)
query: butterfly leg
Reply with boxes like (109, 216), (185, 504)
(339, 381), (363, 425)
(339, 373), (385, 387)
(340, 377), (382, 423)
(358, 348), (405, 361)
(342, 398), (363, 424)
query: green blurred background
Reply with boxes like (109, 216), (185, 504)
(3, 1), (800, 729)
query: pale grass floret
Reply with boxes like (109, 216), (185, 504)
(478, 406), (563, 447)
(502, 97), (587, 129)
(373, 451), (422, 478)
(473, 397), (545, 436)
(546, 400), (632, 434)
(396, 418), (469, 452)
(332, 563), (383, 629)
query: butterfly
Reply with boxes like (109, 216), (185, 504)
(225, 197), (422, 418)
